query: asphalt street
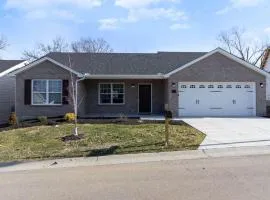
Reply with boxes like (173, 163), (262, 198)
(1, 155), (270, 200)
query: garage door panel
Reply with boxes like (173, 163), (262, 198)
(178, 82), (256, 117)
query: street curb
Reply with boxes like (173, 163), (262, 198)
(1, 145), (270, 173)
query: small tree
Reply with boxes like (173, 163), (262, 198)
(218, 27), (269, 66)
(67, 56), (85, 136)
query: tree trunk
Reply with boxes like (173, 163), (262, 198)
(74, 118), (78, 136)
(165, 117), (170, 147)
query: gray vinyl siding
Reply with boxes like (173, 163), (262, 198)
(82, 79), (165, 116)
(167, 52), (266, 117)
(0, 76), (15, 123)
(15, 61), (73, 120)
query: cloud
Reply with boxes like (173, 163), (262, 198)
(127, 8), (186, 22)
(216, 0), (264, 15)
(5, 0), (99, 22)
(25, 9), (84, 23)
(5, 0), (102, 10)
(216, 6), (231, 15)
(115, 0), (179, 9)
(170, 23), (190, 30)
(264, 27), (270, 34)
(99, 18), (119, 30)
(230, 0), (264, 7)
(99, 0), (186, 30)
(99, 8), (187, 30)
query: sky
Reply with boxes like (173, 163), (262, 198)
(0, 0), (269, 59)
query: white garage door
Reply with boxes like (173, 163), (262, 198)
(178, 82), (256, 117)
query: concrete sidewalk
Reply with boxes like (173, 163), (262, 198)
(1, 145), (270, 173)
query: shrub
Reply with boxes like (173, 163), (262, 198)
(8, 112), (17, 126)
(64, 113), (76, 122)
(37, 116), (48, 125)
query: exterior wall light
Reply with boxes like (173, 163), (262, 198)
(260, 83), (264, 88)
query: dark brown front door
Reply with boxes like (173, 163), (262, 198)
(139, 84), (152, 113)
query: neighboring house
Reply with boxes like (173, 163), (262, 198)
(0, 60), (27, 123)
(261, 47), (270, 104)
(9, 48), (269, 119)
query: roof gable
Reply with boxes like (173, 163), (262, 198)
(165, 48), (270, 78)
(10, 57), (82, 77)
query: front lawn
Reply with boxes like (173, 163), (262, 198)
(0, 122), (205, 162)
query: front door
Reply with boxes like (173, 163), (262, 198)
(139, 84), (152, 113)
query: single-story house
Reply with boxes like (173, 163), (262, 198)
(0, 60), (27, 123)
(9, 48), (270, 119)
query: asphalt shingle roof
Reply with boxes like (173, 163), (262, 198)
(0, 60), (25, 73)
(46, 52), (206, 75)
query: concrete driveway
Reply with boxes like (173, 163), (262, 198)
(182, 118), (270, 149)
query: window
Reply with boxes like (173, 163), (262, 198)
(226, 85), (232, 88)
(99, 83), (125, 105)
(190, 85), (196, 88)
(217, 85), (223, 89)
(32, 80), (62, 105)
(181, 85), (187, 88)
(236, 85), (241, 88)
(245, 85), (251, 88)
(199, 85), (205, 88)
(208, 85), (214, 88)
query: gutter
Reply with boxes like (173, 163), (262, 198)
(82, 74), (166, 79)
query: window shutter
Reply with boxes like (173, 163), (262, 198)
(24, 80), (31, 105)
(62, 80), (69, 105)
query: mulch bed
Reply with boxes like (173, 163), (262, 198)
(61, 134), (84, 142)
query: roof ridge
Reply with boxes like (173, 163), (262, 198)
(46, 51), (208, 55)
(47, 52), (157, 55)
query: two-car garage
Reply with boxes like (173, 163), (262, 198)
(178, 82), (256, 117)
(166, 49), (268, 118)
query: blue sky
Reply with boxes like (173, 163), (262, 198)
(0, 0), (269, 59)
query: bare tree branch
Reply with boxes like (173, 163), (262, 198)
(23, 37), (113, 60)
(217, 27), (269, 66)
(22, 36), (69, 60)
(71, 37), (113, 53)
(0, 35), (8, 51)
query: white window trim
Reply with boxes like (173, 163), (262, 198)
(31, 79), (63, 106)
(98, 83), (125, 105)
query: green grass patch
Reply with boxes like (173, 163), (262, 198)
(0, 123), (205, 162)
